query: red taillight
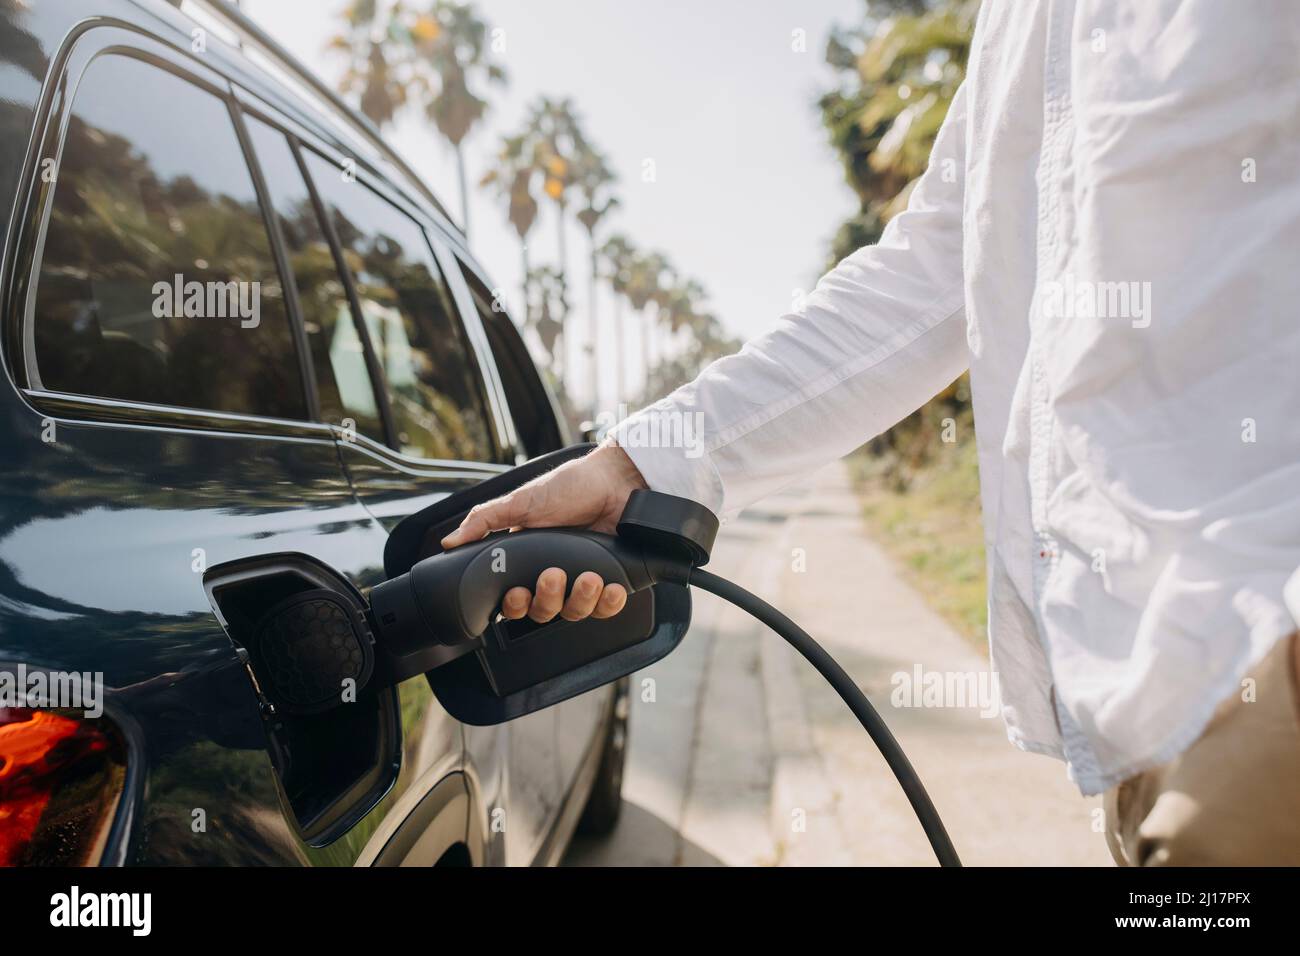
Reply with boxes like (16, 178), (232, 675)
(0, 707), (126, 866)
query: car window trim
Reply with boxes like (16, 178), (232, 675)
(455, 253), (570, 451)
(11, 29), (317, 433)
(426, 231), (520, 462)
(22, 387), (336, 441)
(326, 427), (513, 479)
(0, 22), (496, 457)
(13, 32), (237, 391)
(9, 26), (536, 461)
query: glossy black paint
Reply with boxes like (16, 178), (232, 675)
(0, 0), (609, 866)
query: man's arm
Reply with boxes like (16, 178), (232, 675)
(613, 83), (971, 519)
(442, 83), (972, 622)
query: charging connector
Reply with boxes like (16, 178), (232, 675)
(371, 488), (963, 866)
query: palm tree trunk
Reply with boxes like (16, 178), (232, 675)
(587, 242), (599, 415)
(556, 203), (568, 281)
(520, 240), (530, 323)
(613, 294), (625, 406)
(642, 308), (654, 396)
(555, 203), (569, 387)
(456, 146), (470, 239)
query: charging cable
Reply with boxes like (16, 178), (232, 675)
(691, 569), (962, 867)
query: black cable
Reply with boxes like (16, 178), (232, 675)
(689, 568), (963, 867)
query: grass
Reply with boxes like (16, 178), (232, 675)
(846, 435), (989, 650)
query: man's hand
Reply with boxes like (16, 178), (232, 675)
(440, 441), (649, 624)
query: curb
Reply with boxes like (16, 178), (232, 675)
(757, 468), (852, 866)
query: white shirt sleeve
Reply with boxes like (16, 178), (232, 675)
(612, 83), (972, 519)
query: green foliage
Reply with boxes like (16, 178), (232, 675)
(822, 2), (986, 642)
(819, 0), (977, 266)
(818, 0), (979, 488)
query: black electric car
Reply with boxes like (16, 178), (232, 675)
(0, 0), (629, 865)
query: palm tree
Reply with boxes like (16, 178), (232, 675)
(638, 308), (739, 403)
(659, 276), (707, 362)
(406, 1), (507, 235)
(329, 1), (507, 236)
(598, 234), (636, 405)
(329, 0), (408, 128)
(624, 250), (671, 392)
(819, 0), (978, 487)
(690, 312), (729, 353)
(525, 265), (568, 376)
(819, 0), (976, 263)
(525, 97), (585, 278)
(647, 261), (681, 371)
(480, 133), (539, 319)
(573, 144), (619, 412)
(519, 97), (589, 389)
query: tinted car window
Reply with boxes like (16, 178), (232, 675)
(31, 54), (305, 419)
(460, 264), (564, 458)
(303, 151), (494, 462)
(242, 116), (385, 443)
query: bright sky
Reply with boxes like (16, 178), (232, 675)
(238, 0), (864, 406)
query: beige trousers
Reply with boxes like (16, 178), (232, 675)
(1104, 632), (1300, 866)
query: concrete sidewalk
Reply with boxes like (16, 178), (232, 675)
(567, 461), (1112, 867)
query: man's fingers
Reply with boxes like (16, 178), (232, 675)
(501, 587), (531, 620)
(499, 576), (626, 625)
(560, 571), (604, 621)
(527, 567), (567, 623)
(590, 583), (628, 620)
(441, 491), (529, 550)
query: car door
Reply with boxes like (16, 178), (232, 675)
(245, 126), (565, 865)
(1, 32), (429, 864)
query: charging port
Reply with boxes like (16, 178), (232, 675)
(203, 556), (400, 845)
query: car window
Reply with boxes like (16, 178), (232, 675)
(303, 151), (495, 462)
(460, 264), (564, 457)
(242, 115), (385, 443)
(31, 53), (306, 420)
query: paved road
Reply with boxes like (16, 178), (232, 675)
(565, 461), (1112, 866)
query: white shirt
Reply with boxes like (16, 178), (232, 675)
(612, 0), (1300, 795)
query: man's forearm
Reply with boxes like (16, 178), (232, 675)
(612, 84), (972, 518)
